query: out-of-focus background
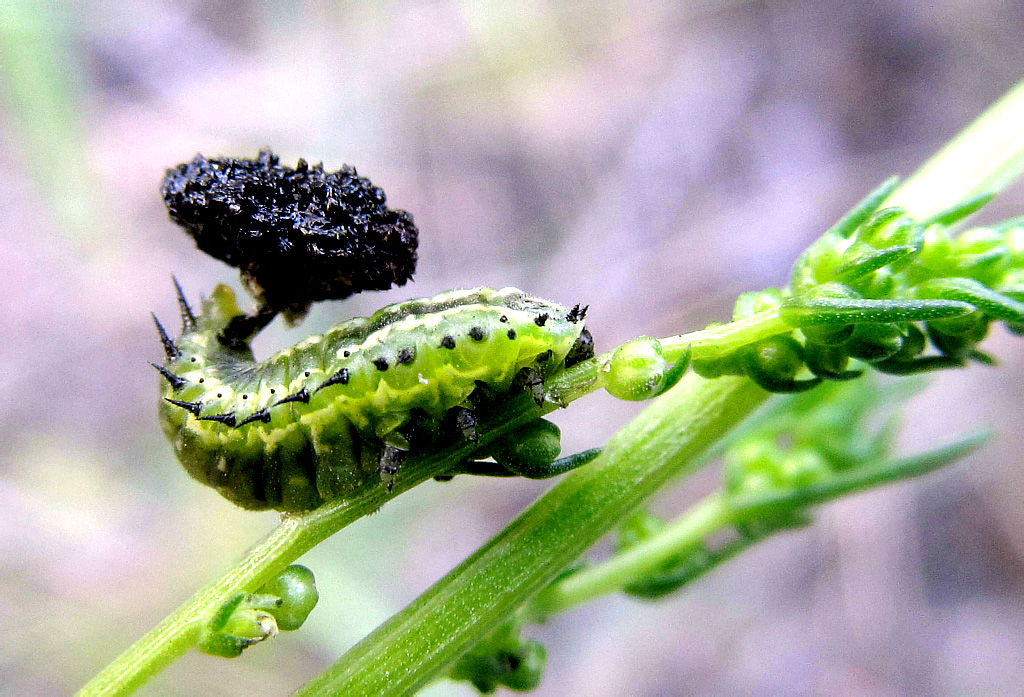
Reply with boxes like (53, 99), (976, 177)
(3, 1), (1024, 694)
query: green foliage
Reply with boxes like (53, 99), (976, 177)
(448, 620), (546, 693)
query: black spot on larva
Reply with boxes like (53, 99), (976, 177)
(440, 335), (456, 349)
(469, 326), (486, 341)
(275, 388), (310, 406)
(343, 350), (351, 357)
(304, 371), (311, 377)
(242, 394), (248, 399)
(270, 388), (276, 394)
(238, 409), (272, 427)
(499, 315), (508, 323)
(534, 313), (549, 327)
(190, 357), (197, 363)
(165, 398), (203, 416)
(199, 378), (205, 383)
(216, 393), (222, 398)
(567, 304), (588, 323)
(200, 412), (237, 427)
(316, 368), (350, 392)
(151, 363), (185, 390)
(536, 349), (553, 363)
(373, 357), (389, 371)
(507, 328), (517, 340)
(161, 150), (419, 320)
(397, 347), (416, 365)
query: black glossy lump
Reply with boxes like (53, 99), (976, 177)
(161, 150), (418, 321)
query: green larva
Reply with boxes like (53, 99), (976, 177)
(155, 282), (592, 511)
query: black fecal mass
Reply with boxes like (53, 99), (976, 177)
(161, 150), (419, 322)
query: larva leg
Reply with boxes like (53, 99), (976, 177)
(378, 445), (406, 491)
(444, 448), (603, 479)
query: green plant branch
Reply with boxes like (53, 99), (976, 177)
(528, 493), (729, 618)
(526, 432), (987, 619)
(78, 392), (566, 696)
(296, 374), (769, 696)
(885, 77), (1024, 217)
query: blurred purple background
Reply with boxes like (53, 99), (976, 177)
(2, 1), (1024, 694)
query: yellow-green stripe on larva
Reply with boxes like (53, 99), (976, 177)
(157, 285), (588, 511)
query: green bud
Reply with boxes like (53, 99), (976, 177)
(616, 509), (665, 550)
(499, 640), (547, 691)
(926, 313), (989, 358)
(778, 448), (830, 489)
(199, 592), (278, 658)
(954, 228), (1010, 282)
(1003, 226), (1024, 267)
(740, 336), (821, 392)
(858, 207), (911, 246)
(791, 241), (844, 292)
(845, 323), (904, 362)
(492, 420), (562, 475)
(956, 227), (1005, 255)
(724, 439), (784, 494)
(603, 337), (669, 400)
(801, 323), (855, 346)
(916, 225), (956, 274)
(804, 342), (856, 379)
(884, 323), (927, 363)
(256, 565), (319, 632)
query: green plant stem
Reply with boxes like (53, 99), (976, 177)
(78, 491), (391, 696)
(78, 393), (554, 696)
(78, 316), (789, 696)
(662, 311), (792, 360)
(296, 374), (769, 695)
(525, 433), (986, 620)
(528, 493), (728, 618)
(885, 77), (1024, 217)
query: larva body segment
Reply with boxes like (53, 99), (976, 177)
(157, 285), (590, 511)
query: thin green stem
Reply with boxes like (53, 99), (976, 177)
(296, 374), (769, 695)
(885, 78), (1024, 218)
(78, 490), (393, 696)
(528, 493), (729, 618)
(522, 433), (986, 622)
(78, 393), (554, 696)
(662, 311), (791, 360)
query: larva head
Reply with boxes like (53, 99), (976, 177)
(161, 150), (419, 322)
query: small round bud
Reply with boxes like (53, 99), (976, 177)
(499, 640), (547, 691)
(603, 337), (669, 401)
(492, 420), (562, 474)
(257, 565), (319, 631)
(845, 323), (904, 362)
